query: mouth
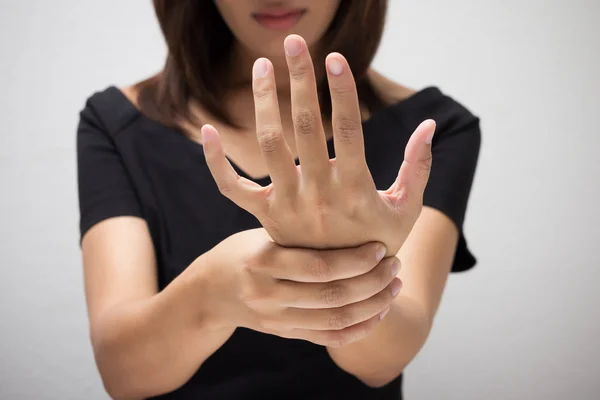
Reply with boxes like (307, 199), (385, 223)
(252, 8), (307, 31)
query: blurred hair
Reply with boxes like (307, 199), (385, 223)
(136, 0), (388, 128)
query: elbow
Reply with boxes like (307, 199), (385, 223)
(101, 379), (142, 400)
(91, 322), (154, 400)
(92, 331), (142, 400)
(358, 368), (406, 389)
(96, 364), (140, 400)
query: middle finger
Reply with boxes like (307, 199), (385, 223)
(284, 35), (330, 182)
(252, 57), (299, 194)
(282, 278), (401, 331)
(275, 257), (401, 308)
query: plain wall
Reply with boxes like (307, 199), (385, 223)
(1, 1), (599, 399)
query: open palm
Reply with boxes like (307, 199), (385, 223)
(201, 35), (435, 257)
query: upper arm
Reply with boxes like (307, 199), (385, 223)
(77, 103), (158, 330)
(81, 217), (158, 327)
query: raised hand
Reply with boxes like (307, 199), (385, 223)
(203, 229), (402, 348)
(201, 34), (435, 256)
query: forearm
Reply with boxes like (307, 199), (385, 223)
(91, 256), (234, 399)
(326, 295), (432, 387)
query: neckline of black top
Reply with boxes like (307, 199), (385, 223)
(107, 85), (441, 185)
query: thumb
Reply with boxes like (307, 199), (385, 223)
(389, 119), (435, 203)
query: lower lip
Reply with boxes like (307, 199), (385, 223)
(253, 10), (306, 31)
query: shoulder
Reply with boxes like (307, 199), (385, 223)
(367, 69), (480, 135)
(79, 86), (141, 137)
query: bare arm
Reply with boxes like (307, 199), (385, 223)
(82, 216), (234, 400)
(325, 207), (458, 386)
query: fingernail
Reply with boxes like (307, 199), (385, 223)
(201, 125), (216, 143)
(284, 36), (302, 57)
(391, 259), (400, 277)
(425, 120), (436, 144)
(327, 57), (344, 76)
(379, 307), (390, 320)
(391, 278), (402, 297)
(376, 245), (387, 262)
(425, 132), (434, 145)
(253, 58), (268, 79)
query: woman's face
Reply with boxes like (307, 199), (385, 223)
(215, 0), (341, 58)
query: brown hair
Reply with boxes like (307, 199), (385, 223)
(136, 0), (388, 129)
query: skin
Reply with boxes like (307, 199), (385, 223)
(215, 0), (340, 88)
(84, 1), (460, 398)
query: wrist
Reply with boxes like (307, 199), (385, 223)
(186, 250), (240, 331)
(166, 253), (231, 332)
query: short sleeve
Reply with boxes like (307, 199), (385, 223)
(77, 99), (143, 241)
(423, 116), (481, 272)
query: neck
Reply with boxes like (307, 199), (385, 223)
(226, 41), (325, 95)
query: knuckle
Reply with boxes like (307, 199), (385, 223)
(294, 108), (318, 136)
(397, 198), (410, 215)
(216, 175), (240, 197)
(334, 117), (361, 144)
(327, 332), (347, 348)
(319, 284), (348, 307)
(374, 267), (388, 291)
(416, 156), (433, 179)
(289, 64), (311, 81)
(363, 320), (375, 337)
(397, 196), (409, 213)
(258, 128), (282, 154)
(330, 85), (354, 99)
(242, 254), (260, 274)
(239, 284), (261, 305)
(304, 254), (331, 281)
(390, 190), (409, 215)
(328, 310), (353, 330)
(256, 317), (276, 333)
(380, 286), (395, 305)
(217, 181), (234, 196)
(334, 118), (361, 144)
(253, 88), (272, 103)
(312, 195), (333, 222)
(238, 276), (273, 308)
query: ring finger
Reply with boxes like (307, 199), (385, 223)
(276, 257), (400, 308)
(282, 278), (401, 331)
(282, 311), (386, 348)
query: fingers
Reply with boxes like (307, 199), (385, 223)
(282, 277), (401, 330)
(325, 53), (368, 176)
(275, 257), (401, 308)
(201, 124), (266, 213)
(252, 58), (299, 194)
(284, 35), (330, 181)
(282, 311), (387, 348)
(260, 241), (387, 282)
(389, 119), (436, 204)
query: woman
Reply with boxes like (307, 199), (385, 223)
(77, 1), (481, 399)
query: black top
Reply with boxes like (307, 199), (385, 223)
(76, 86), (481, 399)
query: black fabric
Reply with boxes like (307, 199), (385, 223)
(76, 86), (481, 399)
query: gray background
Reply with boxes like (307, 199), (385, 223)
(1, 0), (599, 399)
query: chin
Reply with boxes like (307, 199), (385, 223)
(243, 37), (288, 60)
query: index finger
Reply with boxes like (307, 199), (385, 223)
(258, 242), (386, 282)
